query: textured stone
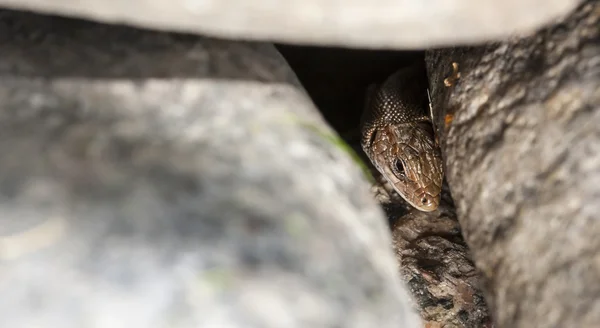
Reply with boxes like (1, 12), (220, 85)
(390, 185), (492, 328)
(0, 0), (582, 49)
(359, 164), (492, 327)
(426, 1), (599, 327)
(0, 11), (420, 328)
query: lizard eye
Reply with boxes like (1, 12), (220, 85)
(394, 160), (406, 178)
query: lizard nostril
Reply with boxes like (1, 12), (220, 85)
(421, 197), (429, 205)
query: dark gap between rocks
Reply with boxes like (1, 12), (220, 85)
(275, 44), (423, 138)
(276, 44), (493, 328)
(275, 44), (429, 221)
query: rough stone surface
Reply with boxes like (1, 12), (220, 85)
(0, 11), (421, 328)
(426, 1), (599, 327)
(390, 184), (493, 328)
(0, 0), (582, 49)
(360, 161), (493, 328)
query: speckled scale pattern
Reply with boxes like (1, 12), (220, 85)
(360, 65), (430, 138)
(359, 64), (444, 212)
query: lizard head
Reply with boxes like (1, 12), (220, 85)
(364, 122), (444, 212)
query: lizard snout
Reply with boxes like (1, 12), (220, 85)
(415, 193), (439, 212)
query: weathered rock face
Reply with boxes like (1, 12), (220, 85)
(390, 184), (492, 328)
(0, 0), (581, 49)
(0, 11), (421, 328)
(426, 1), (599, 327)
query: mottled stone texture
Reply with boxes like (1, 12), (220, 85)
(0, 11), (421, 328)
(426, 1), (599, 327)
(362, 165), (492, 328)
(0, 0), (581, 49)
(391, 185), (492, 328)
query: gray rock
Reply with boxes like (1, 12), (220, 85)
(426, 1), (599, 327)
(0, 11), (421, 328)
(0, 0), (582, 49)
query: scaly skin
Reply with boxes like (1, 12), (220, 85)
(360, 65), (444, 212)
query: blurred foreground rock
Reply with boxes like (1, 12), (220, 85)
(0, 11), (421, 328)
(0, 0), (581, 49)
(426, 1), (599, 327)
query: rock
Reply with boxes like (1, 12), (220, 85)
(425, 1), (599, 327)
(0, 0), (581, 49)
(0, 11), (421, 328)
(360, 161), (492, 327)
(390, 184), (493, 328)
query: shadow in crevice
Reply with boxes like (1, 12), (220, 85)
(276, 44), (424, 136)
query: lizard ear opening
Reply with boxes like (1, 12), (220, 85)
(366, 128), (378, 149)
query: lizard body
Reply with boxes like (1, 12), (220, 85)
(360, 65), (444, 212)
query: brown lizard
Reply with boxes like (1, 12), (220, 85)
(360, 65), (444, 212)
